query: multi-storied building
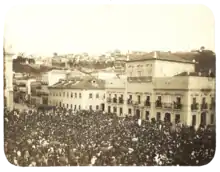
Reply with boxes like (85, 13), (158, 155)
(105, 78), (126, 117)
(124, 51), (215, 128)
(48, 77), (105, 111)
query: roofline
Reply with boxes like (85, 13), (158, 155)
(48, 87), (105, 90)
(126, 58), (195, 64)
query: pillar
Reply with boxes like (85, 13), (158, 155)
(4, 51), (14, 110)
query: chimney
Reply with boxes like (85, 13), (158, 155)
(153, 51), (157, 58)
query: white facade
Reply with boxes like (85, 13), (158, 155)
(124, 52), (215, 128)
(48, 78), (106, 111)
(105, 78), (126, 116)
(47, 70), (68, 86)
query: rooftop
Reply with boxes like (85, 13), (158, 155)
(127, 51), (195, 64)
(49, 77), (105, 90)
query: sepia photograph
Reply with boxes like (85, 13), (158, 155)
(3, 4), (215, 166)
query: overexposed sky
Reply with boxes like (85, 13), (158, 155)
(4, 4), (215, 56)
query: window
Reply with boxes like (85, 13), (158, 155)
(74, 105), (77, 110)
(211, 114), (214, 124)
(96, 93), (99, 98)
(192, 115), (196, 126)
(67, 104), (69, 108)
(79, 105), (81, 110)
(56, 93), (58, 96)
(145, 111), (149, 120)
(63, 103), (65, 107)
(79, 93), (81, 98)
(108, 106), (111, 113)
(103, 94), (105, 99)
(71, 93), (73, 98)
(146, 96), (150, 101)
(89, 105), (92, 110)
(202, 97), (206, 103)
(120, 107), (123, 115)
(75, 93), (77, 98)
(138, 95), (141, 103)
(175, 114), (180, 124)
(70, 104), (73, 109)
(158, 96), (161, 101)
(156, 112), (161, 121)
(129, 95), (132, 99)
(128, 108), (132, 115)
(177, 97), (181, 103)
(113, 107), (117, 113)
(193, 97), (196, 104)
(96, 105), (99, 110)
(63, 92), (65, 97)
(89, 93), (93, 99)
(59, 92), (61, 96)
(67, 92), (69, 98)
(138, 71), (142, 77)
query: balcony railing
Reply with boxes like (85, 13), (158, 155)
(201, 103), (208, 110)
(174, 103), (182, 110)
(163, 103), (172, 109)
(119, 98), (124, 104)
(191, 103), (199, 111)
(127, 99), (133, 105)
(144, 101), (151, 107)
(107, 98), (111, 103)
(155, 101), (162, 108)
(113, 98), (117, 103)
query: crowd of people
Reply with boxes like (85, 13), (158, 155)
(4, 107), (215, 166)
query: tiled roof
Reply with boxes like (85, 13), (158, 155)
(49, 77), (105, 90)
(127, 51), (195, 63)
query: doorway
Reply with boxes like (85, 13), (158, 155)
(101, 103), (105, 111)
(164, 113), (171, 122)
(201, 112), (207, 125)
(136, 109), (140, 119)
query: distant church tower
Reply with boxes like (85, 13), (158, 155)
(4, 44), (14, 110)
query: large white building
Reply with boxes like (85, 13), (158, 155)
(124, 51), (215, 128)
(48, 77), (105, 111)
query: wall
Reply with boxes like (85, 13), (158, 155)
(126, 59), (195, 78)
(154, 60), (195, 77)
(47, 70), (67, 86)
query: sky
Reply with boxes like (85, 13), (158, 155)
(4, 4), (215, 56)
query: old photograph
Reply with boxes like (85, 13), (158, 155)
(3, 4), (215, 166)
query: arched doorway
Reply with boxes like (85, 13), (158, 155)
(201, 112), (207, 126)
(136, 109), (140, 119)
(164, 113), (171, 122)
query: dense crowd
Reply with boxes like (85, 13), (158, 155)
(4, 107), (215, 166)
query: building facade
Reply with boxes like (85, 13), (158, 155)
(124, 51), (215, 128)
(48, 77), (105, 111)
(105, 78), (126, 117)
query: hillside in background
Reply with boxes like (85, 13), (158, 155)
(13, 63), (54, 74)
(11, 48), (215, 75)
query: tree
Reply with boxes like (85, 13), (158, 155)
(194, 48), (215, 73)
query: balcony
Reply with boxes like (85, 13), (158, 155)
(127, 99), (133, 105)
(107, 98), (111, 103)
(119, 98), (124, 104)
(201, 103), (208, 110)
(174, 103), (182, 110)
(163, 103), (172, 109)
(144, 101), (151, 107)
(113, 97), (117, 103)
(191, 103), (199, 111)
(155, 101), (162, 108)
